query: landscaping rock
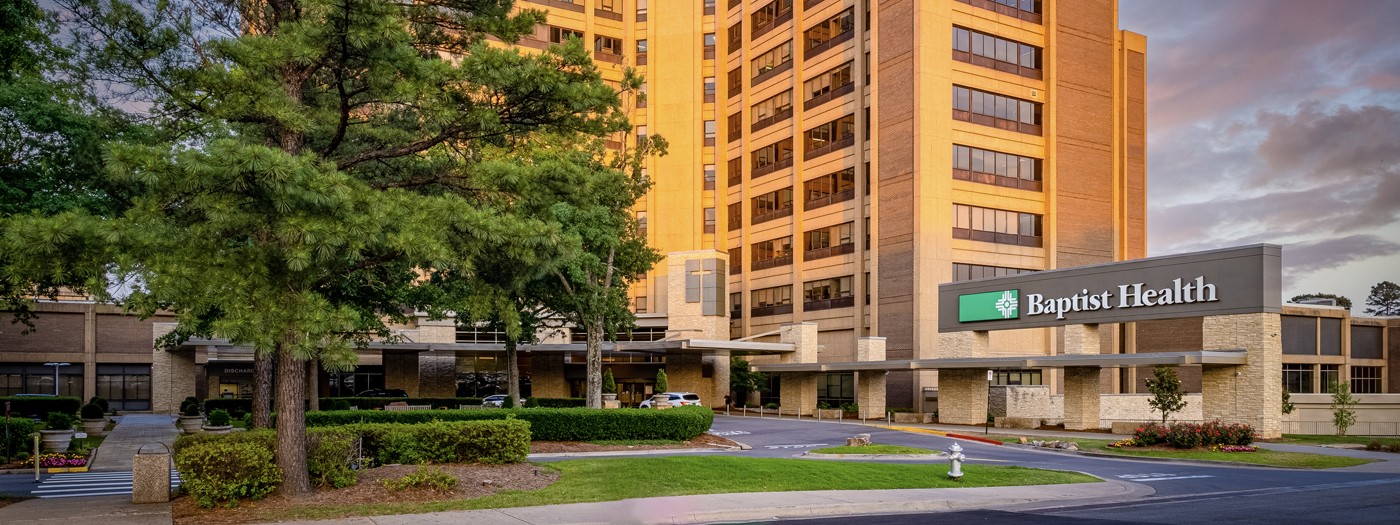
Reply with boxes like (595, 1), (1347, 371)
(846, 434), (872, 447)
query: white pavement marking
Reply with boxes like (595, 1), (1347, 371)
(33, 469), (182, 498)
(1117, 473), (1215, 482)
(712, 431), (751, 436)
(765, 444), (829, 449)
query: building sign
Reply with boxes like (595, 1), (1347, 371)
(938, 244), (1281, 332)
(959, 290), (1019, 322)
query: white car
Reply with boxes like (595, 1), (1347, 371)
(482, 395), (525, 407)
(639, 392), (703, 408)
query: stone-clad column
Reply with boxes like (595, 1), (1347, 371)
(856, 338), (887, 417)
(1201, 313), (1282, 439)
(382, 352), (421, 397)
(705, 352), (731, 406)
(1063, 324), (1102, 430)
(778, 322), (819, 416)
(530, 352), (569, 399)
(937, 331), (989, 425)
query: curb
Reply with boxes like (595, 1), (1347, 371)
(800, 452), (949, 460)
(528, 448), (732, 458)
(1004, 443), (1317, 469)
(877, 425), (1004, 446)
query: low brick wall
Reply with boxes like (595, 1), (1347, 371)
(988, 390), (1204, 429)
(1283, 394), (1400, 436)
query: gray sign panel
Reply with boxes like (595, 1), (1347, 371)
(938, 244), (1282, 332)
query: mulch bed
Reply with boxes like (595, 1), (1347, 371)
(530, 433), (741, 453)
(172, 462), (558, 525)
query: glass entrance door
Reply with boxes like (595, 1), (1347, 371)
(617, 382), (654, 407)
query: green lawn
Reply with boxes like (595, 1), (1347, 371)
(1275, 434), (1400, 448)
(265, 456), (1099, 522)
(985, 435), (1373, 469)
(811, 445), (936, 455)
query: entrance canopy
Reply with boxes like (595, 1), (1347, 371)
(171, 338), (796, 357)
(750, 349), (1248, 373)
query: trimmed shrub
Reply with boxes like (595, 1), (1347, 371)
(602, 369), (616, 394)
(45, 412), (75, 431)
(840, 403), (859, 413)
(2, 418), (37, 457)
(501, 396), (515, 409)
(305, 405), (713, 442)
(314, 397), (484, 410)
(1166, 424), (1203, 449)
(330, 399), (352, 411)
(1388, 443), (1400, 454)
(655, 369), (669, 394)
(88, 396), (109, 414)
(203, 399), (252, 413)
(527, 397), (586, 408)
(0, 396), (83, 418)
(382, 466), (456, 491)
(208, 409), (232, 427)
(306, 428), (357, 488)
(765, 403), (778, 410)
(817, 402), (831, 410)
(1367, 441), (1384, 451)
(347, 419), (531, 465)
(182, 402), (202, 417)
(1133, 424), (1168, 446)
(180, 397), (200, 414)
(81, 403), (105, 420)
(175, 438), (282, 508)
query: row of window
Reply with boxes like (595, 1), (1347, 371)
(952, 85), (1040, 125)
(1283, 364), (1383, 394)
(953, 144), (1041, 181)
(1282, 316), (1387, 358)
(952, 204), (1043, 236)
(952, 26), (1040, 69)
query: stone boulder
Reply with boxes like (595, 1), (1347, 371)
(846, 434), (872, 447)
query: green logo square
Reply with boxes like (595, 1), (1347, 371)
(959, 290), (1019, 322)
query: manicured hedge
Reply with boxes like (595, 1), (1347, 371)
(1, 396), (83, 418)
(303, 405), (713, 442)
(317, 397), (484, 410)
(173, 419), (530, 506)
(2, 418), (37, 458)
(203, 399), (252, 413)
(525, 397), (587, 408)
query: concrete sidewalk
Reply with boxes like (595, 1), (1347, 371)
(91, 415), (179, 472)
(259, 481), (1142, 525)
(2, 495), (171, 525)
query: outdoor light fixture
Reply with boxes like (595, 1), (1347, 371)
(43, 362), (70, 396)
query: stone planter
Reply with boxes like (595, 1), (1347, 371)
(816, 409), (843, 419)
(81, 418), (107, 436)
(602, 393), (617, 402)
(201, 425), (233, 435)
(179, 416), (205, 434)
(40, 429), (74, 453)
(652, 394), (672, 409)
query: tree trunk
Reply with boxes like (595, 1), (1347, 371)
(305, 357), (319, 412)
(252, 350), (274, 429)
(585, 318), (603, 409)
(275, 341), (311, 495)
(505, 339), (521, 402)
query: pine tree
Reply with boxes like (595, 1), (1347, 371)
(1363, 281), (1400, 316)
(40, 0), (624, 495)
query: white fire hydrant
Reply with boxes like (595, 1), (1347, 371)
(947, 443), (966, 480)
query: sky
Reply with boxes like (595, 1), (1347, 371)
(1117, 0), (1400, 313)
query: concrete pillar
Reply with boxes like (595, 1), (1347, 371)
(778, 322), (819, 415)
(856, 337), (886, 416)
(1202, 313), (1283, 439)
(382, 352), (421, 397)
(1063, 367), (1102, 429)
(936, 331), (989, 425)
(530, 352), (569, 398)
(704, 352), (731, 406)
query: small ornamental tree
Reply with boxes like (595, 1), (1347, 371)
(1329, 381), (1358, 436)
(655, 369), (669, 396)
(1282, 390), (1296, 415)
(730, 357), (769, 407)
(602, 368), (617, 395)
(1145, 365), (1187, 425)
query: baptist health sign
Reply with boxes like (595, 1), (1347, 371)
(939, 245), (1282, 332)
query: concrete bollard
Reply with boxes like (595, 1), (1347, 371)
(132, 445), (172, 504)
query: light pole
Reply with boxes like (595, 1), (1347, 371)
(43, 362), (70, 396)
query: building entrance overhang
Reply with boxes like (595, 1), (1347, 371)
(170, 338), (795, 359)
(750, 349), (1248, 373)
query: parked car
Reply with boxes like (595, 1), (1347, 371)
(482, 395), (525, 407)
(355, 389), (408, 397)
(639, 392), (703, 408)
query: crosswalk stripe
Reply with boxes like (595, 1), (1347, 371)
(33, 470), (182, 498)
(40, 491), (134, 498)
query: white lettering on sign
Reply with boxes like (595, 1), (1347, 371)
(74, 433), (88, 439)
(1025, 276), (1218, 320)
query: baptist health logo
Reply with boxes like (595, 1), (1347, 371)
(994, 290), (1018, 318)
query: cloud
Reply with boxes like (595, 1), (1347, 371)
(1281, 235), (1400, 287)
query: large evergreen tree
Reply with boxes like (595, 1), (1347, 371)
(1363, 281), (1400, 316)
(34, 0), (624, 494)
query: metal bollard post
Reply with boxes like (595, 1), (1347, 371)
(32, 433), (40, 482)
(759, 405), (763, 419)
(817, 408), (821, 423)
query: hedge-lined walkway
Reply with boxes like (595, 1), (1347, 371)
(92, 415), (179, 472)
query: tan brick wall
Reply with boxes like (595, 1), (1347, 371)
(531, 353), (568, 399)
(779, 372), (819, 416)
(857, 338), (888, 415)
(939, 330), (989, 359)
(1100, 393), (1203, 426)
(1063, 324), (1100, 355)
(383, 352), (420, 397)
(1201, 313), (1283, 438)
(990, 385), (1052, 419)
(665, 251), (731, 340)
(667, 354), (714, 405)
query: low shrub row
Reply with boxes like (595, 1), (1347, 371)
(2, 418), (37, 457)
(173, 418), (529, 507)
(0, 396), (84, 418)
(525, 397), (586, 408)
(1133, 421), (1255, 448)
(303, 405), (713, 441)
(316, 397), (485, 410)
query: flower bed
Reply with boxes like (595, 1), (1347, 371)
(1131, 421), (1254, 449)
(21, 452), (88, 468)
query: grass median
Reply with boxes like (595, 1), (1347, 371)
(1274, 434), (1400, 448)
(811, 445), (936, 455)
(266, 456), (1099, 522)
(986, 435), (1373, 469)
